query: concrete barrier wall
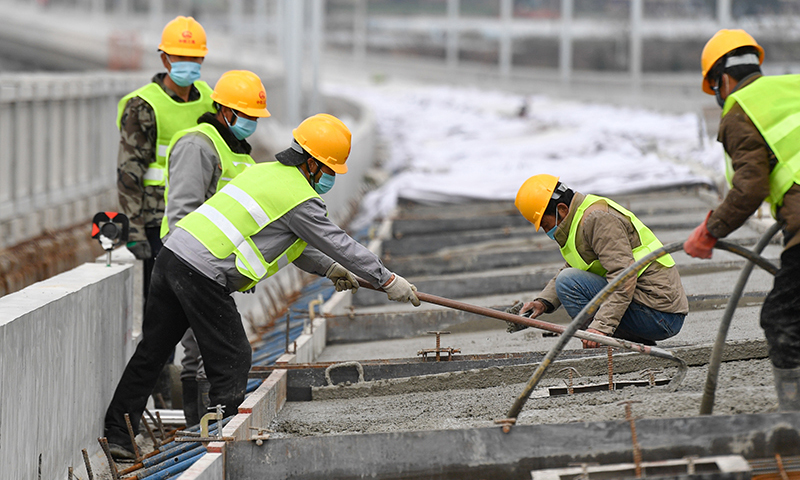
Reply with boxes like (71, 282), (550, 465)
(0, 262), (135, 480)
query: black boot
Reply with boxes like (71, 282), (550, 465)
(182, 378), (200, 426)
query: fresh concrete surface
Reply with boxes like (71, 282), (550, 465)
(0, 262), (134, 480)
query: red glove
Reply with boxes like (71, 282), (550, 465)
(684, 211), (717, 259)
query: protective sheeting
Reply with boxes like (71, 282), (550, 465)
(326, 82), (722, 229)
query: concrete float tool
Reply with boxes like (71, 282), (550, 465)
(354, 277), (690, 390)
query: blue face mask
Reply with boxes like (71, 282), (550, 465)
(314, 172), (335, 194)
(545, 211), (559, 241)
(226, 111), (257, 140)
(167, 57), (202, 87)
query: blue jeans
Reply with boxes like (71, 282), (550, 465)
(555, 268), (684, 344)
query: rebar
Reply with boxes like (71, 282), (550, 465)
(97, 437), (121, 480)
(777, 454), (790, 480)
(141, 413), (160, 448)
(607, 347), (614, 391)
(82, 448), (94, 480)
(154, 411), (166, 439)
(558, 367), (580, 395)
(124, 413), (142, 462)
(68, 466), (73, 480)
(619, 401), (643, 478)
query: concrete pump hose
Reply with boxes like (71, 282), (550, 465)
(506, 239), (779, 420)
(699, 222), (781, 415)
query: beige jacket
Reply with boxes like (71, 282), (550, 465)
(538, 193), (689, 335)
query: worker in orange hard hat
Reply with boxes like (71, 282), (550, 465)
(112, 15), (213, 460)
(152, 70), (270, 430)
(510, 174), (687, 348)
(685, 29), (800, 412)
(104, 113), (419, 461)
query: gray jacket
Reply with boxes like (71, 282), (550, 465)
(165, 195), (393, 293)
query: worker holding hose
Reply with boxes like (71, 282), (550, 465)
(103, 113), (419, 460)
(686, 29), (800, 411)
(510, 175), (688, 348)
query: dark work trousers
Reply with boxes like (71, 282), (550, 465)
(761, 243), (800, 369)
(104, 248), (251, 449)
(142, 226), (163, 307)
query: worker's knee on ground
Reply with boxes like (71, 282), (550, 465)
(553, 268), (593, 301)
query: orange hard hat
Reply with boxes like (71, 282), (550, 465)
(701, 29), (763, 95)
(210, 70), (271, 118)
(159, 16), (208, 58)
(515, 174), (560, 231)
(293, 114), (352, 174)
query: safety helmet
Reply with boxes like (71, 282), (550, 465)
(293, 114), (351, 174)
(210, 70), (271, 118)
(701, 29), (763, 95)
(159, 16), (208, 58)
(515, 174), (560, 231)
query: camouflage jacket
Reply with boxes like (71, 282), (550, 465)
(117, 73), (203, 242)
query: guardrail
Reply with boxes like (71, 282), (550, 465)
(0, 72), (148, 249)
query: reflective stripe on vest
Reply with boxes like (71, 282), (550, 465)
(722, 75), (800, 218)
(160, 123), (255, 237)
(116, 81), (214, 187)
(176, 162), (320, 291)
(560, 195), (675, 277)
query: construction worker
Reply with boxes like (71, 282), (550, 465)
(160, 69), (270, 427)
(511, 175), (688, 347)
(116, 15), (213, 411)
(104, 113), (420, 459)
(685, 30), (800, 411)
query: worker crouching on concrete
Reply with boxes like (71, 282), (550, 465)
(159, 70), (270, 428)
(104, 113), (420, 459)
(510, 174), (688, 348)
(685, 30), (800, 411)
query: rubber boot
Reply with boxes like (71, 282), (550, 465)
(197, 378), (212, 420)
(182, 378), (200, 427)
(773, 365), (800, 411)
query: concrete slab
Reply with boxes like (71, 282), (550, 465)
(228, 412), (800, 480)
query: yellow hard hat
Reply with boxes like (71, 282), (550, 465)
(293, 114), (352, 174)
(701, 29), (763, 95)
(515, 174), (560, 231)
(210, 70), (271, 118)
(159, 16), (208, 58)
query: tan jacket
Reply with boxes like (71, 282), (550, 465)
(709, 73), (800, 251)
(538, 193), (689, 335)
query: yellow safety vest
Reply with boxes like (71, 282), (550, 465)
(560, 195), (675, 277)
(722, 75), (800, 218)
(160, 123), (255, 237)
(116, 81), (214, 187)
(177, 162), (319, 291)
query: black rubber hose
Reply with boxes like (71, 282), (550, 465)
(699, 223), (781, 415)
(506, 239), (779, 420)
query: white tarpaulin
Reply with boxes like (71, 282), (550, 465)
(327, 82), (723, 229)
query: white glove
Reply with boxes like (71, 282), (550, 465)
(383, 274), (420, 307)
(325, 262), (359, 293)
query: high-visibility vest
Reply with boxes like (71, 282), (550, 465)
(722, 75), (800, 218)
(560, 195), (675, 277)
(177, 162), (320, 291)
(160, 123), (255, 237)
(116, 81), (214, 187)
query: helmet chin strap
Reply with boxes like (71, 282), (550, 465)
(306, 160), (321, 189)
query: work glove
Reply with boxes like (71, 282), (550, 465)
(684, 211), (717, 259)
(383, 274), (420, 307)
(505, 301), (529, 333)
(126, 241), (152, 260)
(325, 262), (359, 293)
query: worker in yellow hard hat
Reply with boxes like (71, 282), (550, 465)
(111, 15), (213, 460)
(103, 114), (419, 459)
(143, 70), (269, 431)
(510, 174), (688, 348)
(685, 29), (800, 411)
